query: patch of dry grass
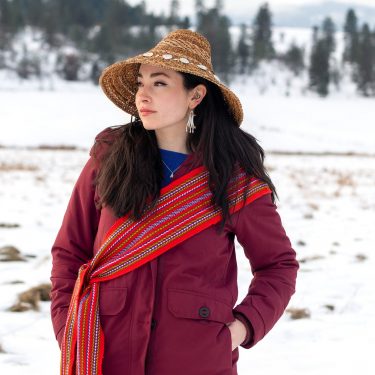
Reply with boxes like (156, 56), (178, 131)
(307, 202), (320, 211)
(0, 222), (20, 228)
(0, 162), (38, 172)
(323, 304), (335, 312)
(286, 307), (311, 319)
(0, 246), (26, 262)
(8, 283), (52, 312)
(7, 280), (25, 285)
(355, 253), (368, 262)
(36, 144), (78, 151)
(336, 173), (355, 187)
(303, 213), (314, 219)
(299, 255), (325, 263)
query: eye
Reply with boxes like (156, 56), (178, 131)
(154, 81), (166, 86)
(136, 81), (143, 87)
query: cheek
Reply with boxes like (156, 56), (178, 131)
(135, 92), (141, 109)
(162, 93), (189, 116)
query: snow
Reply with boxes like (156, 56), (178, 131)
(1, 25), (375, 374)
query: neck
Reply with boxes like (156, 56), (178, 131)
(155, 126), (189, 154)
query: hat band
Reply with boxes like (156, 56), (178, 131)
(140, 51), (221, 82)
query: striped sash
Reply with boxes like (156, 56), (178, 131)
(60, 165), (271, 375)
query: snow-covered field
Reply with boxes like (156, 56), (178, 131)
(1, 25), (375, 374)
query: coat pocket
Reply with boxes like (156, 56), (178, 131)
(99, 285), (128, 316)
(165, 288), (236, 372)
(167, 288), (235, 325)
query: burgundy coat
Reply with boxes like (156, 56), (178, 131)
(50, 127), (298, 375)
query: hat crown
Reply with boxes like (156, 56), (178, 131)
(150, 29), (214, 72)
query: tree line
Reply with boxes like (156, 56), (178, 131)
(0, 0), (374, 96)
(309, 9), (375, 96)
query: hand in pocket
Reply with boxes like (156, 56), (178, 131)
(226, 318), (247, 351)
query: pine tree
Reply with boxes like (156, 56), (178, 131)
(282, 42), (305, 76)
(237, 23), (250, 74)
(43, 0), (61, 47)
(195, 0), (205, 13)
(196, 2), (233, 83)
(308, 17), (337, 97)
(168, 0), (180, 27)
(321, 16), (336, 55)
(0, 0), (12, 36)
(215, 0), (224, 12)
(180, 16), (190, 29)
(356, 23), (375, 96)
(92, 23), (115, 62)
(309, 28), (330, 97)
(343, 8), (360, 64)
(251, 3), (275, 65)
(101, 0), (133, 57)
(195, 0), (205, 26)
(27, 0), (44, 27)
(312, 25), (319, 44)
(5, 0), (23, 31)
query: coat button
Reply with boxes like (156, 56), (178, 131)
(198, 306), (210, 318)
(151, 319), (156, 330)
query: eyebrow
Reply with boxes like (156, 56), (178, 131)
(137, 72), (171, 79)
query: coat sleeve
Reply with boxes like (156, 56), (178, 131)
(49, 125), (127, 348)
(50, 155), (101, 348)
(231, 191), (299, 349)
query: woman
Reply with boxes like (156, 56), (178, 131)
(50, 29), (298, 375)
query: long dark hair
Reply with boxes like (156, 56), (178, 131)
(94, 71), (277, 230)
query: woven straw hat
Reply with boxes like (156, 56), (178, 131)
(99, 29), (243, 125)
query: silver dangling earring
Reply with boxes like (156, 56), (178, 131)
(186, 109), (196, 134)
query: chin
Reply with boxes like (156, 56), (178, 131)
(141, 121), (160, 130)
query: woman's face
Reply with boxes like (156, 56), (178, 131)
(135, 64), (194, 133)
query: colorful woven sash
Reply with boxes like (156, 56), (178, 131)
(60, 165), (271, 375)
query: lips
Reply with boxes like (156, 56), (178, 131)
(140, 108), (156, 114)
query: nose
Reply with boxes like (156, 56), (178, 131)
(136, 85), (151, 103)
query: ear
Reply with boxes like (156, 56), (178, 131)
(189, 84), (207, 109)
